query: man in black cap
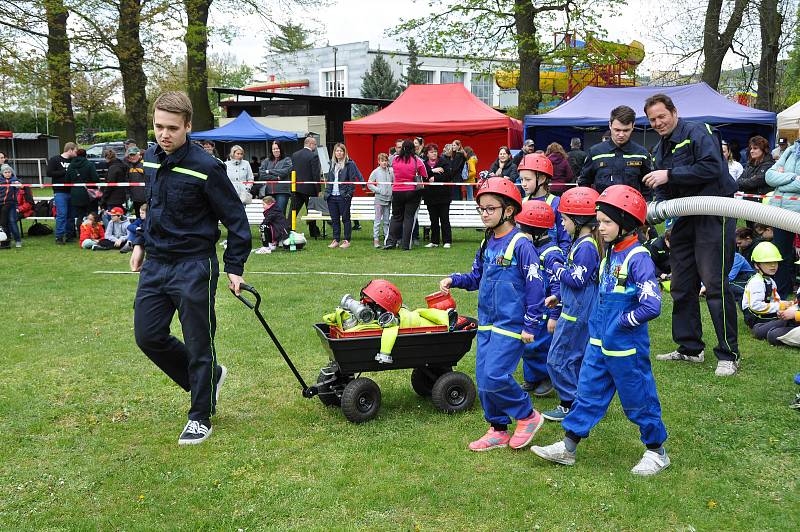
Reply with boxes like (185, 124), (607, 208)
(512, 139), (536, 166)
(772, 137), (788, 161)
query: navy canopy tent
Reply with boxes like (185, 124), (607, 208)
(191, 110), (298, 142)
(523, 83), (777, 154)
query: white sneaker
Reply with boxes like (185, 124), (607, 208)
(443, 243), (451, 249)
(215, 365), (227, 404)
(15, 241), (21, 248)
(715, 359), (739, 377)
(655, 350), (704, 363)
(530, 440), (576, 465)
(424, 242), (439, 248)
(254, 246), (271, 254)
(631, 449), (670, 476)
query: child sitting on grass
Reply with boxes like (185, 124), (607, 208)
(742, 242), (786, 333)
(256, 196), (289, 254)
(439, 177), (546, 452)
(532, 185), (669, 476)
(121, 204), (146, 253)
(79, 212), (105, 250)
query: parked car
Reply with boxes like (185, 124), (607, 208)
(85, 141), (154, 179)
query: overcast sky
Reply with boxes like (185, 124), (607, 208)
(210, 0), (732, 79)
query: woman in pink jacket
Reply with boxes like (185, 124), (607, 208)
(385, 139), (427, 250)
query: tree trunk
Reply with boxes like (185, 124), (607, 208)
(44, 0), (76, 143)
(515, 0), (541, 116)
(701, 0), (749, 89)
(184, 0), (214, 131)
(756, 0), (782, 111)
(116, 0), (149, 147)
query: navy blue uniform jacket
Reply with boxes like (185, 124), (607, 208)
(653, 118), (736, 200)
(139, 139), (251, 275)
(578, 139), (652, 193)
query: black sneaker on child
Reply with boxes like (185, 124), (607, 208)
(178, 419), (212, 445)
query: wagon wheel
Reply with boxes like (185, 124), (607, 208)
(316, 367), (344, 407)
(341, 377), (381, 423)
(431, 371), (476, 413)
(410, 366), (450, 397)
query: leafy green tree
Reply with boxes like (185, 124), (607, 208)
(783, 4), (800, 107)
(269, 22), (313, 52)
(400, 38), (425, 87)
(354, 52), (402, 117)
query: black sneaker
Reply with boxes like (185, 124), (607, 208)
(55, 237), (65, 245)
(178, 419), (212, 445)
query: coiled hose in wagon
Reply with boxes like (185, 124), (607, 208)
(647, 197), (800, 233)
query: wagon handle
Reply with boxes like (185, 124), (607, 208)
(230, 283), (311, 393)
(232, 283), (260, 310)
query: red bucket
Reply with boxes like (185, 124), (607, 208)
(425, 291), (456, 311)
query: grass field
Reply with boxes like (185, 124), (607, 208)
(1, 220), (798, 530)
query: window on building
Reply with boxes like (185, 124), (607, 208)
(323, 69), (346, 97)
(419, 70), (435, 84)
(471, 73), (492, 104)
(440, 71), (465, 85)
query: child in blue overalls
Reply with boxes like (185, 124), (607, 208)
(517, 153), (572, 397)
(440, 177), (546, 451)
(532, 185), (670, 476)
(542, 187), (602, 422)
(515, 200), (563, 396)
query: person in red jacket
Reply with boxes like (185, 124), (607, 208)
(79, 212), (106, 249)
(546, 143), (574, 195)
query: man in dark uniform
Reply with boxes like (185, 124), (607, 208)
(291, 136), (322, 238)
(130, 91), (251, 444)
(578, 105), (652, 195)
(642, 93), (740, 377)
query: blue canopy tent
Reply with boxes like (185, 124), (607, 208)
(523, 83), (777, 156)
(191, 110), (298, 142)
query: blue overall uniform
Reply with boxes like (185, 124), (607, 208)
(451, 228), (546, 425)
(523, 193), (571, 256)
(562, 236), (667, 447)
(547, 234), (600, 405)
(577, 139), (652, 195)
(522, 239), (563, 385)
(133, 139), (251, 422)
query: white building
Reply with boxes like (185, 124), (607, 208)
(258, 41), (516, 107)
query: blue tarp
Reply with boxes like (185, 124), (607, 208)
(191, 110), (298, 142)
(524, 83), (776, 128)
(523, 83), (777, 152)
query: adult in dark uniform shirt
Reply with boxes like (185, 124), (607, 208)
(578, 105), (652, 195)
(290, 136), (322, 238)
(642, 93), (740, 377)
(130, 91), (251, 445)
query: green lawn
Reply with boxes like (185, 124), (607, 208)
(1, 221), (798, 530)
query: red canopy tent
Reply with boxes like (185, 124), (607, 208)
(344, 84), (522, 180)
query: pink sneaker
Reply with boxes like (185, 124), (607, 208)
(509, 410), (544, 449)
(340, 240), (350, 249)
(328, 240), (339, 248)
(468, 427), (510, 452)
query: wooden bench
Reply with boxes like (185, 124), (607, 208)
(244, 197), (484, 234)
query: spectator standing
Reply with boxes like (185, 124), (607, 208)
(766, 130), (800, 298)
(368, 153), (393, 247)
(249, 156), (260, 178)
(385, 139), (427, 250)
(0, 164), (20, 249)
(47, 142), (78, 244)
(464, 146), (478, 201)
(225, 145), (253, 204)
(0, 152), (23, 247)
(290, 136), (322, 238)
(258, 141), (293, 216)
(490, 146), (519, 183)
(722, 140), (744, 180)
(546, 142), (574, 195)
(566, 137), (587, 179)
(643, 93), (740, 377)
(324, 142), (363, 249)
(450, 140), (467, 201)
(102, 148), (129, 214)
(413, 136), (425, 158)
(737, 135), (774, 197)
(126, 147), (147, 218)
(578, 106), (652, 195)
(512, 139), (536, 166)
(422, 143), (453, 249)
(66, 148), (99, 236)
